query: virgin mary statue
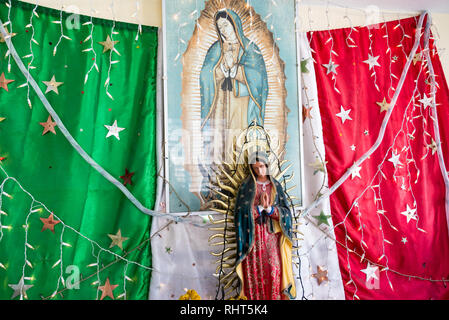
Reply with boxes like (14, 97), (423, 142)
(234, 151), (296, 300)
(200, 8), (269, 164)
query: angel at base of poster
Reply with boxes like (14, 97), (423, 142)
(200, 8), (268, 166)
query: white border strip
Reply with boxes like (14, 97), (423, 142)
(161, 0), (170, 214)
(295, 0), (306, 211)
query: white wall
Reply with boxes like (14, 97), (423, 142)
(18, 0), (162, 27)
(18, 0), (449, 81)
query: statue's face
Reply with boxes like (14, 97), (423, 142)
(216, 17), (235, 41)
(251, 161), (268, 178)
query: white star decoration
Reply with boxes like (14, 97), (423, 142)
(388, 150), (403, 168)
(336, 106), (352, 124)
(418, 93), (433, 109)
(427, 138), (438, 155)
(350, 163), (362, 180)
(400, 204), (418, 223)
(401, 237), (408, 244)
(363, 54), (381, 70)
(360, 263), (379, 282)
(8, 277), (33, 299)
(104, 120), (126, 140)
(322, 59), (339, 75)
(350, 144), (356, 151)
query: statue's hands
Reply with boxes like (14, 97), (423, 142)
(262, 192), (270, 209)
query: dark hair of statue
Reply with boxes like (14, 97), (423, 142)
(249, 157), (270, 179)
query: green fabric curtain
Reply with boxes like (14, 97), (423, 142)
(0, 0), (158, 300)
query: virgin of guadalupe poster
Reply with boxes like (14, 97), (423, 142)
(163, 0), (303, 213)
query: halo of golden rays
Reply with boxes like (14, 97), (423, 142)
(207, 125), (302, 300)
(180, 0), (289, 196)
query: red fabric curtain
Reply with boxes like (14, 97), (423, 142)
(308, 15), (449, 299)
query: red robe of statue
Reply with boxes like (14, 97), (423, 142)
(241, 181), (284, 300)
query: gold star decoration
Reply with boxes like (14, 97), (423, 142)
(302, 105), (313, 122)
(108, 229), (129, 250)
(376, 97), (390, 113)
(0, 27), (17, 43)
(427, 138), (438, 155)
(0, 72), (14, 91)
(311, 265), (329, 285)
(39, 115), (57, 135)
(98, 35), (120, 55)
(98, 278), (119, 300)
(40, 213), (61, 233)
(413, 52), (422, 65)
(42, 75), (64, 95)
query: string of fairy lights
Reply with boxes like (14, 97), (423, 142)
(23, 2), (38, 109)
(52, 1), (72, 57)
(0, 167), (146, 299)
(382, 13), (395, 103)
(82, 6), (99, 85)
(0, 164), (207, 299)
(299, 21), (336, 298)
(131, 0), (142, 42)
(363, 9), (381, 92)
(104, 0), (119, 101)
(5, 0), (12, 73)
(323, 2), (341, 95)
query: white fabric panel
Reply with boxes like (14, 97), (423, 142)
(149, 213), (220, 300)
(295, 32), (345, 300)
(149, 24), (218, 300)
